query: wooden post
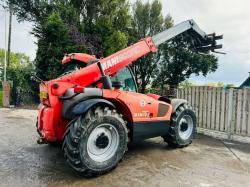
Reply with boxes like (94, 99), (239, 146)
(220, 89), (226, 131)
(241, 88), (247, 135)
(2, 81), (10, 107)
(202, 87), (208, 128)
(199, 87), (203, 127)
(215, 88), (221, 131)
(207, 87), (212, 129)
(227, 89), (234, 140)
(247, 88), (250, 136)
(236, 89), (243, 134)
(211, 87), (216, 130)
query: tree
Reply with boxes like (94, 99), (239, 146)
(4, 0), (131, 80)
(205, 82), (224, 87)
(225, 84), (235, 88)
(130, 0), (173, 93)
(0, 48), (35, 105)
(34, 12), (78, 80)
(3, 0), (219, 91)
(0, 48), (31, 68)
(153, 33), (218, 92)
(179, 80), (195, 88)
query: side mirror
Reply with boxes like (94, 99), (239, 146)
(30, 73), (45, 84)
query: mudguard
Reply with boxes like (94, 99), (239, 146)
(171, 99), (188, 113)
(61, 88), (102, 119)
(72, 99), (115, 117)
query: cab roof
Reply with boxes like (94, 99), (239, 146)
(62, 53), (97, 64)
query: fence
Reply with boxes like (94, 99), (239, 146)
(177, 86), (250, 143)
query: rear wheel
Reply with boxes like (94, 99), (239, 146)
(163, 104), (196, 148)
(62, 106), (128, 176)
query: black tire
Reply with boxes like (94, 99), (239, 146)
(163, 104), (196, 148)
(62, 106), (128, 176)
(48, 141), (62, 147)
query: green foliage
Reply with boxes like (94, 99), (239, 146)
(35, 12), (76, 80)
(153, 34), (218, 90)
(130, 0), (218, 93)
(7, 64), (37, 105)
(104, 31), (128, 56)
(203, 82), (235, 88)
(205, 82), (224, 87)
(4, 0), (220, 94)
(225, 84), (236, 88)
(0, 49), (36, 105)
(130, 0), (172, 93)
(179, 80), (195, 88)
(78, 0), (131, 56)
(7, 0), (131, 80)
(0, 48), (31, 68)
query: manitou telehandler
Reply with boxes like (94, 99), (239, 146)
(36, 20), (222, 176)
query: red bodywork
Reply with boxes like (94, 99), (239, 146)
(37, 37), (172, 142)
(62, 53), (97, 64)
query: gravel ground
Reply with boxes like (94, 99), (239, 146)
(0, 108), (250, 187)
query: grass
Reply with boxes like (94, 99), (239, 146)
(0, 90), (3, 106)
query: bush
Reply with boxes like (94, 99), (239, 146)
(7, 65), (39, 105)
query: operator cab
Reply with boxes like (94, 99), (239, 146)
(111, 67), (138, 92)
(60, 61), (87, 76)
(60, 53), (138, 92)
(60, 53), (96, 76)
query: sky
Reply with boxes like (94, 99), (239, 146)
(0, 0), (250, 86)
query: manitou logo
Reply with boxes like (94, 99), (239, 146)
(134, 112), (150, 118)
(102, 45), (141, 71)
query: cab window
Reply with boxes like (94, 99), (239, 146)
(60, 61), (86, 77)
(111, 67), (137, 92)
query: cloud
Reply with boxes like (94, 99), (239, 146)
(161, 0), (250, 85)
(0, 10), (37, 60)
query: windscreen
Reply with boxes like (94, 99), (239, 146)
(111, 67), (137, 92)
(60, 61), (87, 77)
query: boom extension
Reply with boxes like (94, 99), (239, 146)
(99, 19), (222, 76)
(152, 19), (223, 52)
(152, 19), (206, 46)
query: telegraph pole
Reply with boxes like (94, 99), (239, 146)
(4, 9), (7, 81)
(7, 5), (12, 67)
(2, 8), (10, 107)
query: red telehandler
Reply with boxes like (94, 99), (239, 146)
(36, 20), (222, 176)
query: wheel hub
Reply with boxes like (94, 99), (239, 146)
(178, 115), (194, 140)
(180, 122), (188, 132)
(87, 123), (119, 162)
(95, 133), (109, 149)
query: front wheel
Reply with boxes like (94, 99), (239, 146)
(162, 104), (196, 148)
(62, 106), (128, 176)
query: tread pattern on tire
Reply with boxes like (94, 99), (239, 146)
(62, 106), (128, 176)
(163, 103), (196, 148)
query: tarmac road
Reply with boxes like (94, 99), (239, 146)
(0, 108), (250, 187)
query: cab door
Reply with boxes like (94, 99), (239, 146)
(110, 67), (138, 92)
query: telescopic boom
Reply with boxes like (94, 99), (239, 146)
(59, 19), (223, 86)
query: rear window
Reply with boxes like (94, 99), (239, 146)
(60, 61), (87, 76)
